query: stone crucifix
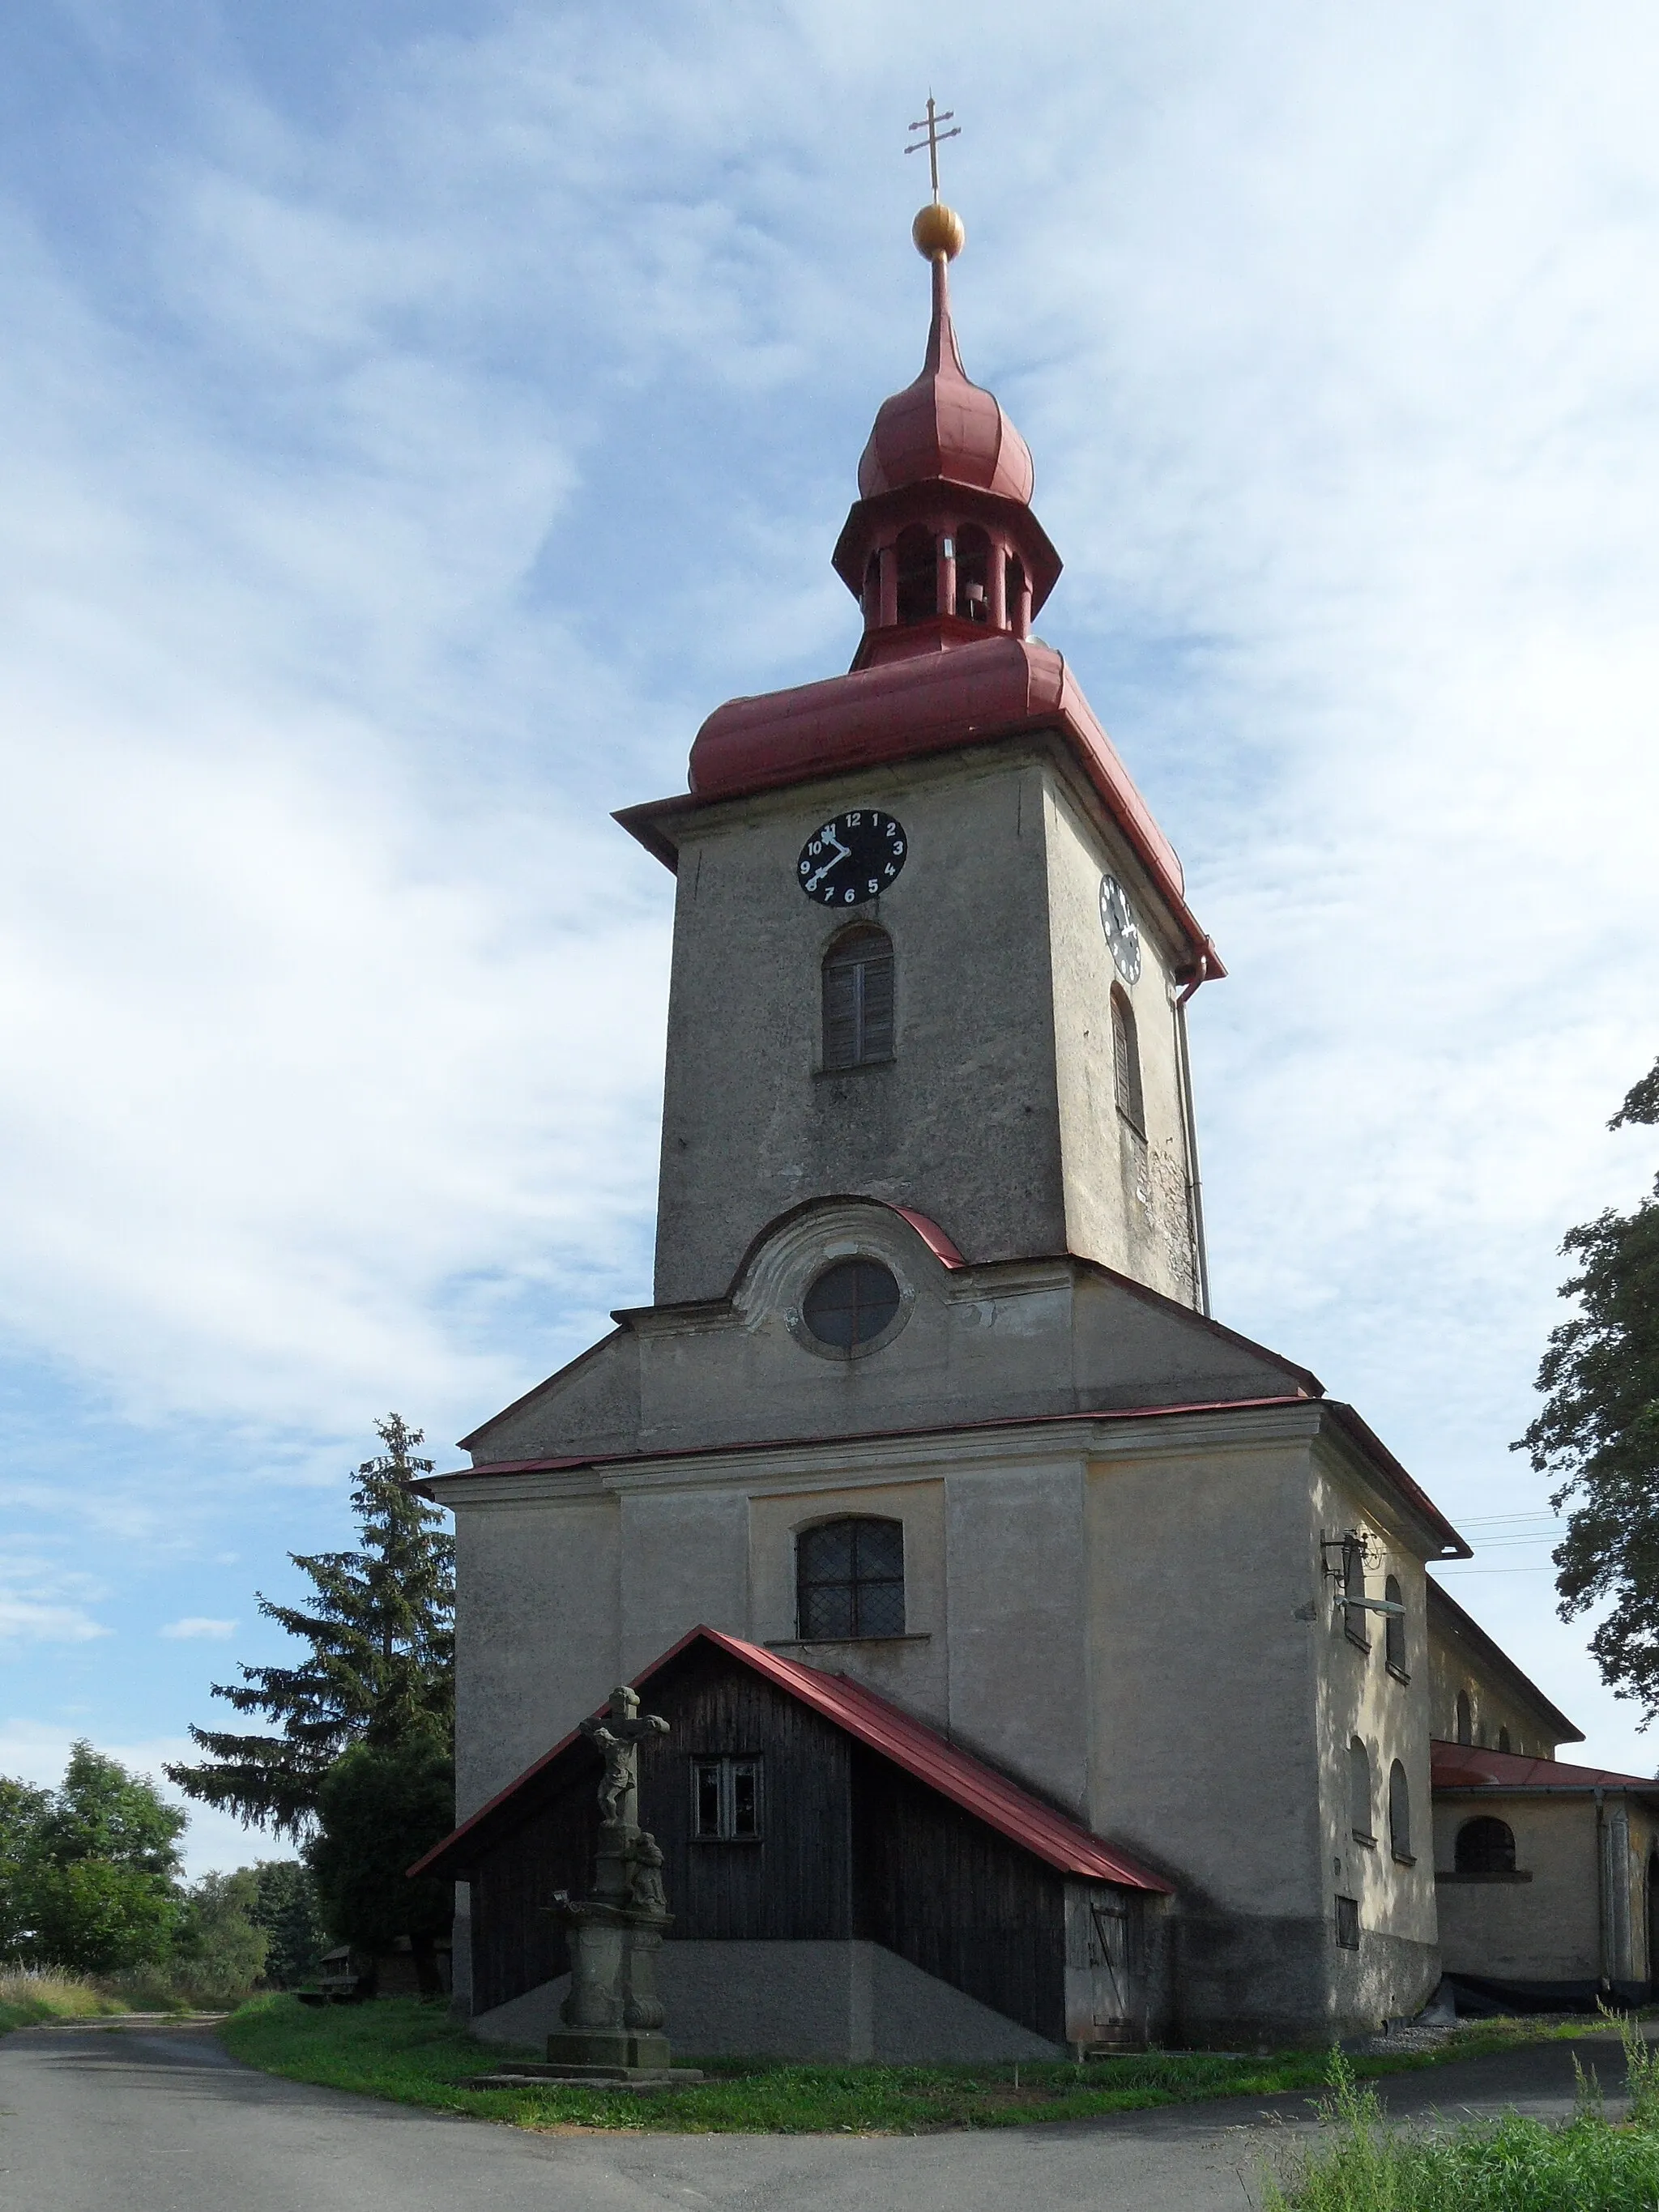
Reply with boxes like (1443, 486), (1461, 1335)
(579, 1685), (669, 1831)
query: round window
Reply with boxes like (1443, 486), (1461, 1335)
(801, 1259), (901, 1349)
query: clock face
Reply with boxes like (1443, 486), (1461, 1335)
(797, 810), (908, 906)
(1099, 874), (1142, 983)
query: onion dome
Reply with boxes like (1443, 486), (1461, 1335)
(856, 218), (1035, 505)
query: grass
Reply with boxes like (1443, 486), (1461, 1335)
(1262, 2014), (1659, 2210)
(0, 1965), (128, 2033)
(219, 1995), (1603, 2136)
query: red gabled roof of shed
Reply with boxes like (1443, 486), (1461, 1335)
(410, 1624), (1170, 1894)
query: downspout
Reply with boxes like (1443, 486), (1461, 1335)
(1174, 954), (1211, 1317)
(1596, 1786), (1610, 1993)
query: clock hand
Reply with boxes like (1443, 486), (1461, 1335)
(804, 829), (851, 893)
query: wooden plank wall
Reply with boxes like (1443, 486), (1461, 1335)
(851, 1745), (1068, 2043)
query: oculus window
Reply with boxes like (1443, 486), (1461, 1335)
(802, 1259), (901, 1349)
(796, 1515), (906, 1639)
(692, 1755), (762, 1841)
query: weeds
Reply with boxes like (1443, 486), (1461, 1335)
(1264, 2031), (1659, 2211)
(0, 1963), (126, 2032)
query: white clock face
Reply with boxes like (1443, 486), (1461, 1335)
(1099, 875), (1142, 983)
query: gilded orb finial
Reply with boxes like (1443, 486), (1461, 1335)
(904, 95), (965, 262)
(911, 200), (966, 261)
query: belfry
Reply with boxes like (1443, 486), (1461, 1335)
(416, 159), (1645, 2053)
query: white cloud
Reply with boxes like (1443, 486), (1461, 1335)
(0, 1598), (109, 1645)
(1, 0), (1658, 1775)
(159, 1618), (237, 1640)
(0, 1721), (284, 1880)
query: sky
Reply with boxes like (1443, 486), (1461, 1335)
(1, 1), (1657, 1878)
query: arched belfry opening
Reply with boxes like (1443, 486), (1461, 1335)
(893, 526), (937, 626)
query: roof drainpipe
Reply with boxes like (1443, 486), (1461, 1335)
(1596, 1786), (1610, 1994)
(1174, 953), (1211, 1317)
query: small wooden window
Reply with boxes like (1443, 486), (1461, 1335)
(1348, 1737), (1374, 1844)
(1334, 1894), (1360, 1950)
(1388, 1761), (1413, 1863)
(797, 1515), (905, 1639)
(1456, 1817), (1516, 1874)
(1456, 1690), (1473, 1745)
(692, 1754), (762, 1841)
(1110, 987), (1145, 1132)
(895, 525), (936, 624)
(823, 927), (894, 1070)
(1384, 1575), (1407, 1677)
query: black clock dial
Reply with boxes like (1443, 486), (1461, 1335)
(797, 810), (908, 906)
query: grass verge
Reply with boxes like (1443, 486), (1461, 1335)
(0, 1966), (128, 2034)
(220, 1995), (1603, 2135)
(1262, 2017), (1659, 2210)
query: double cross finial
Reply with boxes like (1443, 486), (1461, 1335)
(906, 94), (960, 202)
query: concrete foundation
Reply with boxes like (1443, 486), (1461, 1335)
(470, 1939), (1063, 2063)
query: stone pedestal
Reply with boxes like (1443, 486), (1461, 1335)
(544, 1822), (678, 2073)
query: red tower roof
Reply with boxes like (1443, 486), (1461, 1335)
(857, 254), (1035, 505)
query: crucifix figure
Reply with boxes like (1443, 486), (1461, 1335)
(579, 1685), (669, 1831)
(905, 92), (961, 200)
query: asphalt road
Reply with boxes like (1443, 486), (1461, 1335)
(0, 2017), (1638, 2212)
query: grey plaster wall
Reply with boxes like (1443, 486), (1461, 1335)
(458, 1200), (1305, 1473)
(469, 1940), (1061, 2061)
(646, 740), (1198, 1309)
(1433, 1796), (1601, 1980)
(454, 1492), (620, 1818)
(1425, 1606), (1565, 1757)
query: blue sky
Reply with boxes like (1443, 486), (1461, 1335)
(2, 2), (1658, 1875)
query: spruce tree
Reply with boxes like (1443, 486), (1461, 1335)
(167, 1416), (454, 1836)
(1515, 1059), (1659, 1720)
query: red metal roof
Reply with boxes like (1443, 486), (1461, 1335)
(856, 254), (1034, 505)
(618, 633), (1222, 982)
(1431, 1739), (1659, 1795)
(410, 1625), (1170, 1893)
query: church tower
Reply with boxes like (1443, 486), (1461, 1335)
(434, 163), (1496, 2056)
(620, 197), (1221, 1313)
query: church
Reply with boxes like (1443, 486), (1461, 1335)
(412, 183), (1656, 2054)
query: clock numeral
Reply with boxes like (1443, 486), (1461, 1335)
(867, 880), (879, 894)
(848, 811), (862, 825)
(799, 860), (811, 876)
(892, 841), (904, 855)
(843, 889), (855, 902)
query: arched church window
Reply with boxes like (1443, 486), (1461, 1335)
(796, 1516), (906, 1639)
(894, 526), (936, 625)
(1384, 1575), (1407, 1677)
(1349, 1737), (1374, 1844)
(1498, 1727), (1512, 1754)
(823, 926), (894, 1070)
(1456, 1690), (1473, 1745)
(1342, 1540), (1370, 1651)
(1456, 1816), (1516, 1874)
(954, 524), (992, 621)
(801, 1259), (901, 1349)
(1388, 1761), (1413, 1862)
(1110, 987), (1145, 1133)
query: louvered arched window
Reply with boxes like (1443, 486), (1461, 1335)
(1388, 1761), (1412, 1861)
(1111, 986), (1145, 1133)
(1348, 1737), (1373, 1843)
(1384, 1575), (1407, 1677)
(823, 926), (894, 1070)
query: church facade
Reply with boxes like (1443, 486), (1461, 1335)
(416, 199), (1607, 2052)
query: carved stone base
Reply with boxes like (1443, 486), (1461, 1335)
(543, 2029), (673, 2069)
